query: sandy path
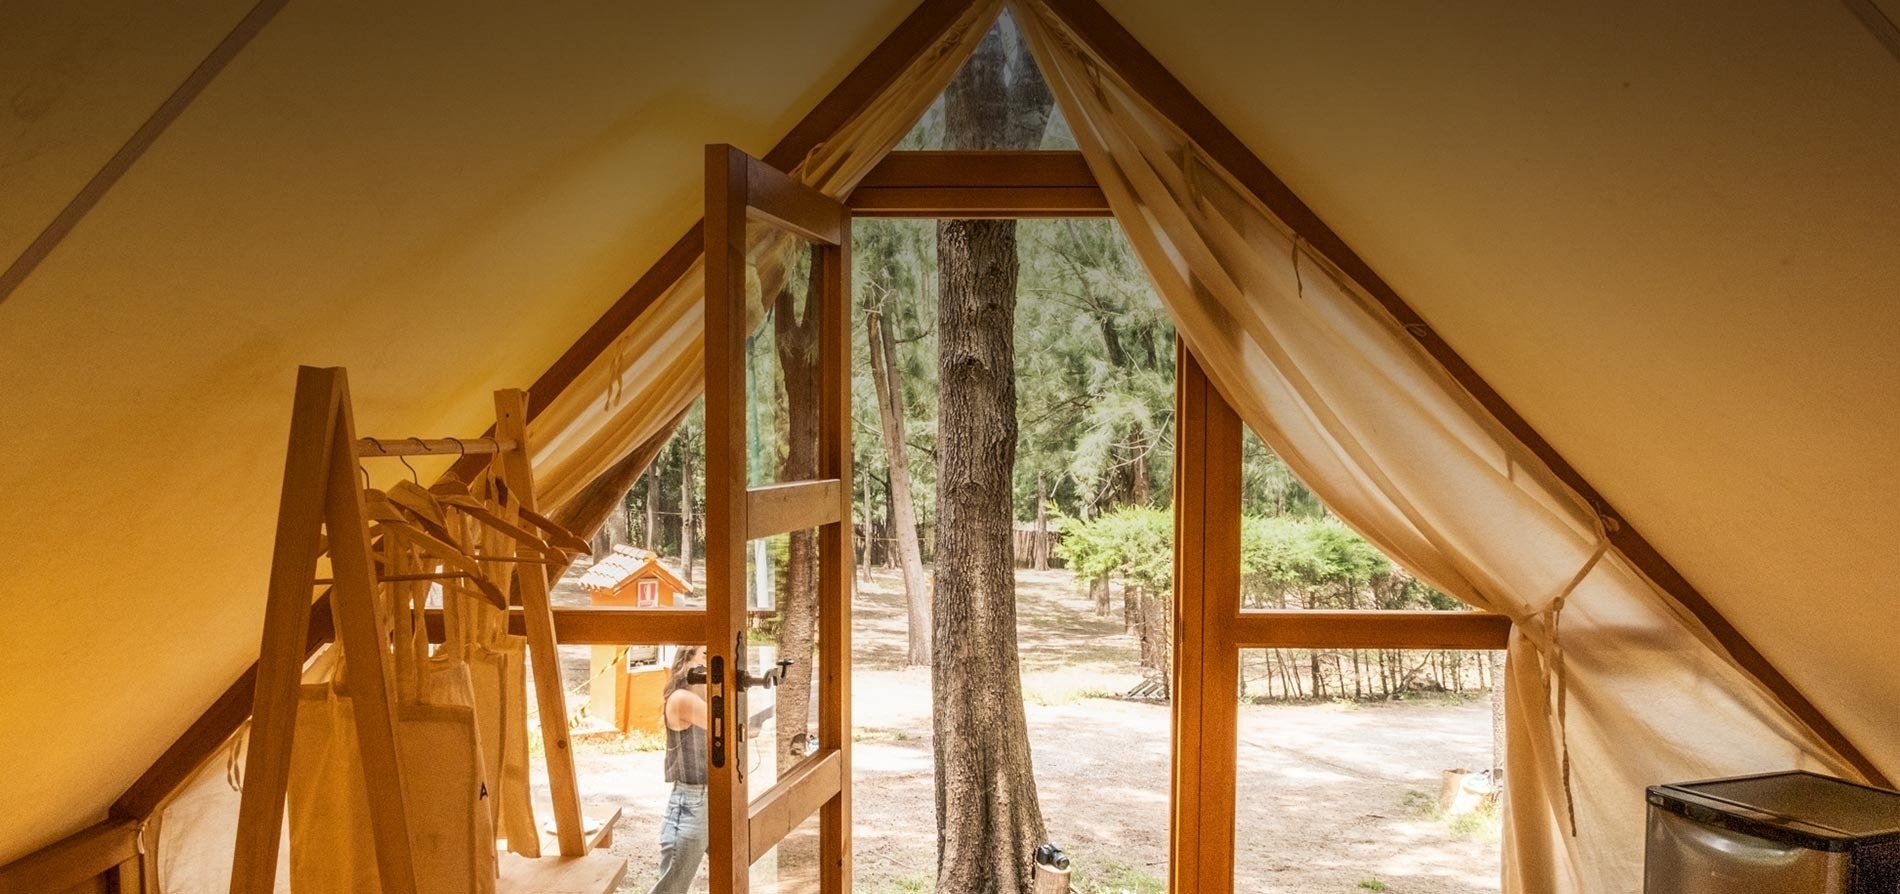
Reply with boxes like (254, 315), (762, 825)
(541, 566), (1501, 893)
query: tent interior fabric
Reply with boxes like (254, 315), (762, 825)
(2, 0), (1898, 886)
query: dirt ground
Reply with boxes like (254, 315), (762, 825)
(538, 566), (1501, 893)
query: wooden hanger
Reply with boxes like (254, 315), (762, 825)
(430, 472), (590, 558)
(426, 478), (582, 564)
(515, 506), (594, 556)
(363, 489), (508, 609)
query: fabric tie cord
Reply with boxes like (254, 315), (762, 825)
(1538, 510), (1618, 838)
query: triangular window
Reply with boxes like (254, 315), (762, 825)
(897, 8), (1079, 151)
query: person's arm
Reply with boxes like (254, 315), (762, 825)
(666, 688), (709, 730)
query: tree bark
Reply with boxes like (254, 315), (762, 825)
(859, 470), (876, 584)
(1491, 650), (1508, 774)
(1032, 471), (1050, 570)
(678, 440), (696, 587)
(645, 469), (660, 552)
(1140, 589), (1171, 698)
(774, 257), (823, 769)
(868, 307), (933, 666)
(932, 21), (1052, 894)
(934, 213), (1046, 894)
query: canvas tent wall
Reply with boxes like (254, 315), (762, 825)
(2, 0), (1897, 889)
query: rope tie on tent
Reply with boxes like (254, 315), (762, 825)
(1290, 236), (1307, 299)
(227, 718), (252, 792)
(604, 335), (629, 412)
(1183, 149), (1210, 209)
(1540, 510), (1619, 837)
(1077, 44), (1109, 107)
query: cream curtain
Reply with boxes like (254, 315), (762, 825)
(525, 0), (1006, 512)
(1010, 2), (1861, 891)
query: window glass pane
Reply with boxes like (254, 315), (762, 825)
(1233, 647), (1505, 893)
(745, 529), (824, 792)
(897, 9), (1078, 151)
(540, 543), (708, 890)
(750, 806), (822, 893)
(528, 643), (711, 893)
(745, 226), (824, 489)
(1239, 423), (1469, 613)
(847, 213), (1175, 892)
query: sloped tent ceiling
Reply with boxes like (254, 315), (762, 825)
(1, 0), (1896, 866)
(0, 0), (917, 862)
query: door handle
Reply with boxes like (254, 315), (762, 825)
(739, 658), (795, 691)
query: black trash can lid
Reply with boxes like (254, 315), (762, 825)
(1648, 770), (1900, 852)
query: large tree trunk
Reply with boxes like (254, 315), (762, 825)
(775, 258), (823, 769)
(933, 21), (1052, 894)
(868, 307), (933, 666)
(934, 213), (1046, 894)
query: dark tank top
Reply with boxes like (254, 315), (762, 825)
(664, 708), (709, 785)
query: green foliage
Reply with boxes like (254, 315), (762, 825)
(1357, 880), (1389, 892)
(1058, 508), (1453, 614)
(1241, 515), (1390, 588)
(1055, 506), (1172, 592)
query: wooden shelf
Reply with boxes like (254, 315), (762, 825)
(496, 853), (626, 894)
(498, 804), (624, 893)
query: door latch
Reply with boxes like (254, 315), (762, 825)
(739, 658), (795, 690)
(705, 655), (726, 769)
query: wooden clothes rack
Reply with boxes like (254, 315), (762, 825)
(229, 366), (604, 894)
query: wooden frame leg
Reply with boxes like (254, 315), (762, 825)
(229, 367), (342, 893)
(495, 388), (588, 857)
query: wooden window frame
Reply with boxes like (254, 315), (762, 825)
(1173, 346), (1510, 894)
(850, 151), (1111, 218)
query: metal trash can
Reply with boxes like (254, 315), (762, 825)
(1646, 771), (1900, 893)
(1032, 842), (1072, 894)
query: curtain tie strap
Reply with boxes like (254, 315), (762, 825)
(604, 335), (628, 412)
(1541, 520), (1613, 838)
(228, 718), (251, 792)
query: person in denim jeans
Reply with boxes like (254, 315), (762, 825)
(650, 647), (710, 894)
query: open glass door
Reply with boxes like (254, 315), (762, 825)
(704, 144), (853, 894)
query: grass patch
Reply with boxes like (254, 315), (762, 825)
(1357, 880), (1389, 892)
(887, 872), (933, 893)
(854, 726), (912, 743)
(1025, 685), (1117, 706)
(1448, 805), (1502, 839)
(1398, 789), (1438, 817)
(1398, 788), (1501, 841)
(1072, 857), (1165, 894)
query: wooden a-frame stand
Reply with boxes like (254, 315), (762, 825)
(229, 366), (591, 893)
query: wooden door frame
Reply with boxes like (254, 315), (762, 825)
(704, 143), (855, 894)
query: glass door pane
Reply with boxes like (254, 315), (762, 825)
(743, 529), (825, 790)
(744, 230), (824, 489)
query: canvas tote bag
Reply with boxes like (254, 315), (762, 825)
(286, 567), (498, 893)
